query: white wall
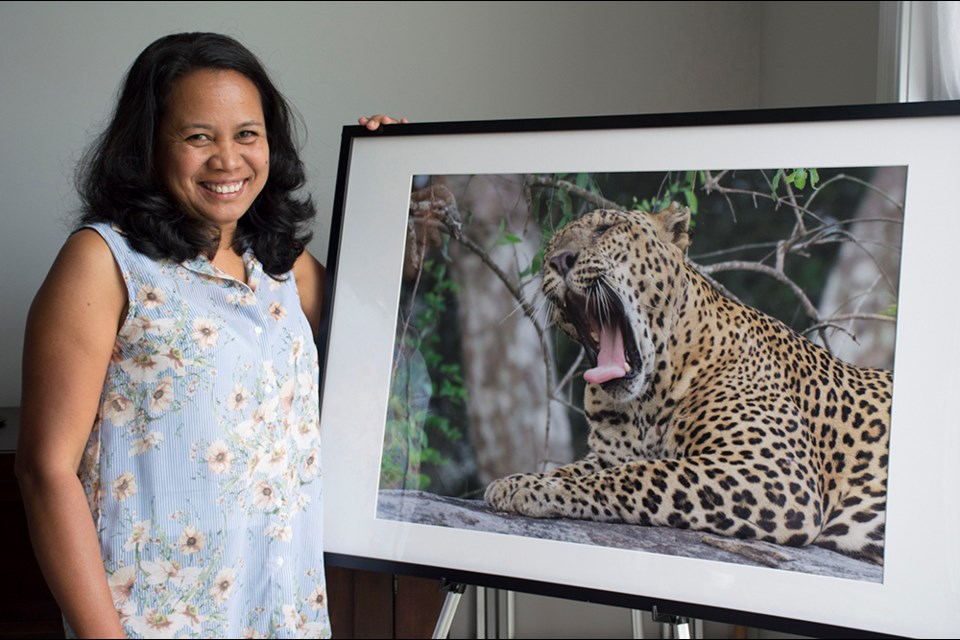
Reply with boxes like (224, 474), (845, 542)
(0, 0), (762, 408)
(759, 1), (880, 108)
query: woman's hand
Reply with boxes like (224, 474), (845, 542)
(358, 114), (409, 130)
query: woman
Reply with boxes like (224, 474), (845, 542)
(16, 32), (400, 638)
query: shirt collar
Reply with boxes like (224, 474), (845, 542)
(179, 248), (262, 292)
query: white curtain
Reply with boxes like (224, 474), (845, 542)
(932, 1), (960, 98)
(903, 1), (960, 100)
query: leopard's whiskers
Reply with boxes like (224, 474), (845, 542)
(500, 288), (552, 326)
(595, 276), (619, 328)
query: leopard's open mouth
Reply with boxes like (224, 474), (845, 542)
(562, 283), (641, 386)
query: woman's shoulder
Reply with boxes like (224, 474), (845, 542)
(59, 227), (120, 273)
(51, 229), (126, 297)
(292, 250), (325, 337)
(29, 228), (127, 336)
(73, 221), (131, 253)
(292, 249), (324, 283)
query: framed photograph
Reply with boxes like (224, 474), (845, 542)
(319, 102), (960, 637)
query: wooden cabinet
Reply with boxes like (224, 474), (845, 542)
(326, 566), (446, 639)
(0, 454), (64, 639)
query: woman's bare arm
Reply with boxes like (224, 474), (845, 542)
(16, 229), (128, 638)
(292, 249), (325, 339)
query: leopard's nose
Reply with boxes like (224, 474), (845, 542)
(549, 251), (578, 277)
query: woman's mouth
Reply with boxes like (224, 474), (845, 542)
(201, 180), (246, 195)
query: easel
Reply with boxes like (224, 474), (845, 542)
(432, 579), (466, 639)
(652, 606), (697, 639)
(432, 581), (514, 639)
(431, 581), (700, 639)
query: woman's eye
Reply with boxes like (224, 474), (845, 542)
(237, 130), (259, 142)
(186, 133), (211, 143)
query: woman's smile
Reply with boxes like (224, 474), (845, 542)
(155, 69), (269, 244)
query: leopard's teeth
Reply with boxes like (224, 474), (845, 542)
(624, 362), (632, 372)
(590, 331), (600, 342)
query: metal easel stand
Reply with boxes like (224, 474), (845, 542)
(631, 609), (647, 638)
(652, 606), (698, 639)
(432, 583), (700, 639)
(433, 579), (467, 639)
(476, 586), (515, 639)
(431, 582), (515, 639)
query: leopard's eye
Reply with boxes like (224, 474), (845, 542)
(594, 223), (616, 238)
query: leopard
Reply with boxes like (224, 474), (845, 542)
(484, 203), (891, 564)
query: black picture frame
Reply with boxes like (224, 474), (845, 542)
(319, 101), (960, 638)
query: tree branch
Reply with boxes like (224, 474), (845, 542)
(447, 226), (559, 471)
(528, 175), (623, 211)
(803, 313), (897, 337)
(554, 349), (585, 396)
(700, 260), (821, 321)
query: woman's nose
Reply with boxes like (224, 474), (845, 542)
(209, 140), (243, 171)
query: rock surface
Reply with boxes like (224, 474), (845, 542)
(376, 489), (882, 582)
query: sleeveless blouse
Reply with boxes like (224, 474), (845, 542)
(75, 223), (330, 638)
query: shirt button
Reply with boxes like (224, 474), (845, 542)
(254, 326), (263, 335)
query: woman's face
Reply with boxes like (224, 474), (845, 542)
(155, 69), (269, 238)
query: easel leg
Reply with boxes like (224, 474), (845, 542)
(432, 580), (467, 639)
(652, 606), (696, 640)
(630, 609), (646, 638)
(476, 587), (515, 639)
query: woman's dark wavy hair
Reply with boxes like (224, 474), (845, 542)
(76, 32), (313, 277)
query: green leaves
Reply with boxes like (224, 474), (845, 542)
(384, 249), (470, 490)
(772, 168), (821, 194)
(494, 218), (524, 246)
(520, 248), (544, 279)
(632, 170), (700, 220)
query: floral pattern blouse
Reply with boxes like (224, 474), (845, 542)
(75, 224), (330, 639)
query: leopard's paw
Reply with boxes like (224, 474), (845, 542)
(484, 472), (563, 518)
(484, 473), (533, 511)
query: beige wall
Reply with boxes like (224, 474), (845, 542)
(1, 0), (767, 407)
(759, 1), (879, 107)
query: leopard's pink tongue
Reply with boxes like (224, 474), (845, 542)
(584, 323), (629, 384)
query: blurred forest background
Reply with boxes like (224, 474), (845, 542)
(378, 166), (906, 503)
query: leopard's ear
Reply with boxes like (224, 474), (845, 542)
(652, 201), (691, 251)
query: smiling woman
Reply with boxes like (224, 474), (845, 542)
(14, 32), (334, 639)
(155, 69), (271, 280)
(73, 33), (317, 283)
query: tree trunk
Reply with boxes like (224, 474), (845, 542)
(816, 166), (905, 369)
(438, 175), (573, 483)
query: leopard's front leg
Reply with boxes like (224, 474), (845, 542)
(486, 456), (825, 547)
(484, 455), (605, 517)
